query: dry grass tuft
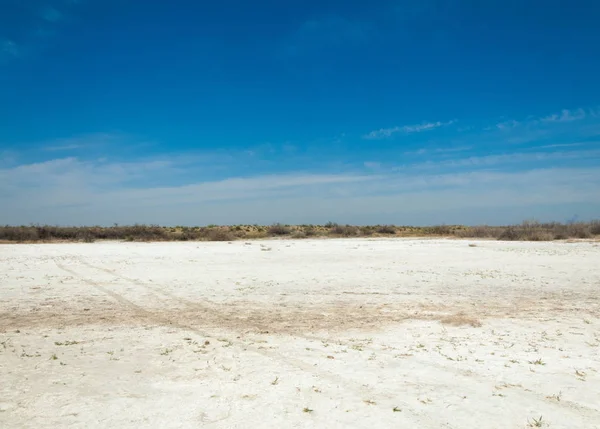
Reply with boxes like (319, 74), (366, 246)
(440, 313), (482, 327)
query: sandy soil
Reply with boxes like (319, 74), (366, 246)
(1, 238), (599, 428)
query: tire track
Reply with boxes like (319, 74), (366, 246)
(59, 257), (447, 427)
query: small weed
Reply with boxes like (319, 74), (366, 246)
(160, 348), (173, 356)
(575, 369), (586, 380)
(50, 354), (58, 360)
(55, 340), (79, 346)
(528, 358), (546, 365)
(546, 391), (562, 402)
(303, 407), (313, 413)
(363, 400), (377, 405)
(271, 376), (279, 385)
(528, 416), (544, 427)
(393, 407), (402, 412)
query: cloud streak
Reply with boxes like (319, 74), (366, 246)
(363, 120), (455, 140)
(492, 107), (590, 131)
(540, 108), (587, 124)
(1, 146), (599, 225)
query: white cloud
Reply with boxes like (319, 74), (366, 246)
(41, 132), (129, 151)
(495, 120), (520, 130)
(399, 148), (600, 170)
(1, 151), (599, 226)
(404, 146), (472, 156)
(363, 120), (454, 139)
(540, 108), (586, 123)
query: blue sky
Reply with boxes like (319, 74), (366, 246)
(1, 0), (599, 225)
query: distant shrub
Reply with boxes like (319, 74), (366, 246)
(455, 226), (501, 238)
(329, 224), (360, 236)
(376, 225), (397, 234)
(291, 231), (307, 239)
(427, 225), (454, 235)
(302, 227), (318, 237)
(268, 223), (291, 236)
(206, 228), (235, 241)
(0, 219), (598, 242)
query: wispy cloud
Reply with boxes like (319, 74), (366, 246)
(404, 145), (472, 156)
(494, 119), (520, 130)
(540, 108), (586, 124)
(533, 142), (588, 149)
(492, 107), (589, 131)
(1, 153), (598, 225)
(363, 120), (455, 140)
(40, 132), (140, 151)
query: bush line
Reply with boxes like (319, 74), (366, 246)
(0, 220), (598, 243)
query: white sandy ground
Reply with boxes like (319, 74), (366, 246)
(0, 239), (599, 429)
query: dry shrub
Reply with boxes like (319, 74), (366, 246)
(359, 226), (375, 236)
(291, 231), (307, 239)
(498, 222), (555, 241)
(1, 219), (598, 242)
(564, 223), (593, 239)
(0, 226), (40, 241)
(329, 224), (360, 237)
(206, 228), (235, 241)
(455, 225), (501, 238)
(302, 226), (319, 237)
(440, 313), (482, 327)
(268, 223), (291, 236)
(376, 225), (397, 234)
(427, 225), (454, 235)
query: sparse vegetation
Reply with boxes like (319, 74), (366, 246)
(440, 313), (482, 327)
(0, 219), (598, 242)
(528, 416), (544, 427)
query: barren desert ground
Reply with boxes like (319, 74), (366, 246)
(1, 238), (599, 428)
